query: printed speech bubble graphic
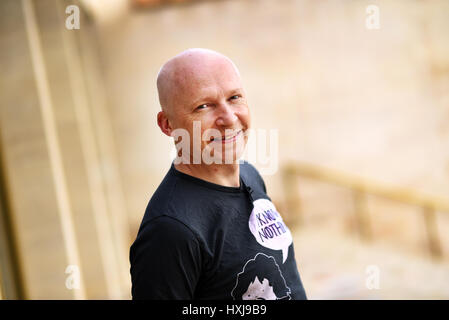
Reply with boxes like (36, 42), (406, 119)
(248, 199), (292, 263)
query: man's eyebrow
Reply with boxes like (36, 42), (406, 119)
(190, 95), (214, 109)
(228, 88), (243, 95)
(189, 88), (244, 109)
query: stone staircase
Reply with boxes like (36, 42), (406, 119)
(292, 224), (449, 299)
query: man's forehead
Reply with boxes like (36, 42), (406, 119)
(169, 61), (241, 99)
(172, 58), (239, 86)
(176, 70), (241, 94)
(157, 49), (242, 111)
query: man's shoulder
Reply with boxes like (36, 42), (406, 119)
(240, 160), (264, 177)
(141, 165), (211, 231)
(144, 167), (178, 215)
(239, 160), (267, 194)
(134, 214), (198, 244)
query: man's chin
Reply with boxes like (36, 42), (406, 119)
(215, 142), (246, 163)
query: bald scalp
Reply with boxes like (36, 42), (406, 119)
(156, 48), (241, 119)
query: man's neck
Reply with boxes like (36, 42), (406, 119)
(174, 162), (241, 187)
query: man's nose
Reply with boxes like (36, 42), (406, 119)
(215, 102), (238, 127)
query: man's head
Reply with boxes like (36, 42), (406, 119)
(156, 48), (251, 164)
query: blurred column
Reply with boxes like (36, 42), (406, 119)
(0, 144), (25, 299)
(56, 0), (132, 298)
(0, 0), (83, 299)
(0, 0), (130, 299)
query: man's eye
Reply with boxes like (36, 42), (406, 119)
(229, 95), (240, 100)
(196, 104), (207, 110)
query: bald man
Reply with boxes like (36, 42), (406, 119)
(129, 49), (307, 300)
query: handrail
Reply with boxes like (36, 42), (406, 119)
(284, 163), (449, 212)
(282, 162), (449, 259)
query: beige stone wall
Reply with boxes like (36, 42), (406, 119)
(0, 0), (130, 299)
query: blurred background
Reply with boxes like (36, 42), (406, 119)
(1, 0), (449, 299)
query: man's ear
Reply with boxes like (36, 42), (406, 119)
(157, 111), (173, 137)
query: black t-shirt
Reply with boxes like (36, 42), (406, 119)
(129, 161), (307, 300)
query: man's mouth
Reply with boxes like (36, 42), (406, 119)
(210, 130), (243, 143)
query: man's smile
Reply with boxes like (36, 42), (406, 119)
(210, 129), (243, 143)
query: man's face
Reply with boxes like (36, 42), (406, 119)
(167, 57), (251, 164)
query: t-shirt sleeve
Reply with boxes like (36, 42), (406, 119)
(130, 215), (202, 300)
